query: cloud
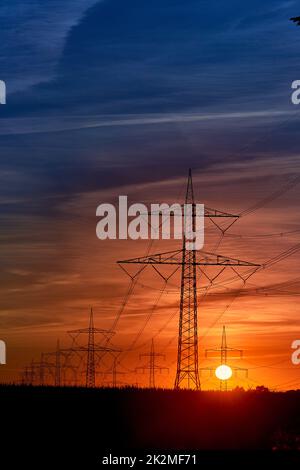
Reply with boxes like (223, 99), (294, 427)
(0, 0), (101, 93)
(0, 110), (296, 136)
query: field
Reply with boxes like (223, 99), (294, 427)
(1, 385), (300, 467)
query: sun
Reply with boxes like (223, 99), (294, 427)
(215, 364), (233, 381)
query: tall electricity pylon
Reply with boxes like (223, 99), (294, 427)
(136, 339), (168, 388)
(118, 169), (260, 390)
(68, 308), (119, 387)
(203, 326), (248, 391)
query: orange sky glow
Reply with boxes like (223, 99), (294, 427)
(1, 156), (300, 390)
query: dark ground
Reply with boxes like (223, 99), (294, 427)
(1, 385), (300, 467)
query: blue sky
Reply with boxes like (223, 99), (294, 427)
(1, 1), (299, 192)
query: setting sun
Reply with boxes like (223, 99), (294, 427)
(215, 365), (233, 381)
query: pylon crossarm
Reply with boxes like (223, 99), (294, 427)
(70, 346), (117, 353)
(230, 266), (260, 283)
(205, 207), (239, 218)
(205, 349), (223, 355)
(68, 328), (115, 337)
(119, 263), (147, 281)
(151, 264), (180, 282)
(208, 215), (239, 234)
(198, 265), (227, 284)
(118, 248), (183, 265)
(227, 348), (243, 355)
(197, 252), (260, 267)
(142, 205), (238, 218)
(118, 250), (260, 267)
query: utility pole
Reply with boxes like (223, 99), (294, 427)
(118, 169), (260, 390)
(203, 326), (248, 391)
(136, 339), (168, 388)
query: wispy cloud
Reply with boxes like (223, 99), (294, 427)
(0, 0), (101, 92)
(0, 110), (296, 135)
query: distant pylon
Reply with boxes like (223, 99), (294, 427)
(103, 357), (127, 388)
(30, 360), (36, 385)
(39, 353), (45, 385)
(203, 326), (248, 391)
(136, 339), (168, 388)
(68, 308), (120, 388)
(86, 308), (96, 387)
(20, 365), (31, 385)
(112, 357), (127, 387)
(55, 340), (61, 387)
(41, 342), (74, 386)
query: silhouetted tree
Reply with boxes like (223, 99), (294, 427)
(255, 385), (269, 393)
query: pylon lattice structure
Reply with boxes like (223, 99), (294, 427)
(68, 308), (119, 387)
(136, 339), (168, 388)
(202, 325), (248, 391)
(118, 169), (260, 390)
(43, 341), (78, 386)
(103, 357), (127, 388)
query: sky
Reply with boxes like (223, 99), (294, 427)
(1, 0), (300, 389)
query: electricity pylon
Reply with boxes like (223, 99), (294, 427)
(103, 357), (127, 388)
(118, 169), (260, 390)
(136, 339), (168, 388)
(68, 308), (120, 387)
(20, 363), (35, 385)
(55, 340), (61, 386)
(39, 353), (46, 385)
(203, 325), (248, 391)
(43, 341), (77, 386)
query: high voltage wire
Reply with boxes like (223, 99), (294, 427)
(115, 238), (300, 367)
(112, 165), (300, 337)
(239, 175), (300, 218)
(109, 107), (300, 386)
(108, 125), (300, 380)
(118, 237), (300, 363)
(225, 228), (300, 239)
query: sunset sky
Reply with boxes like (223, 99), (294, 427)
(1, 0), (300, 389)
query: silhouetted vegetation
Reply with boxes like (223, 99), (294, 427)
(2, 384), (300, 466)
